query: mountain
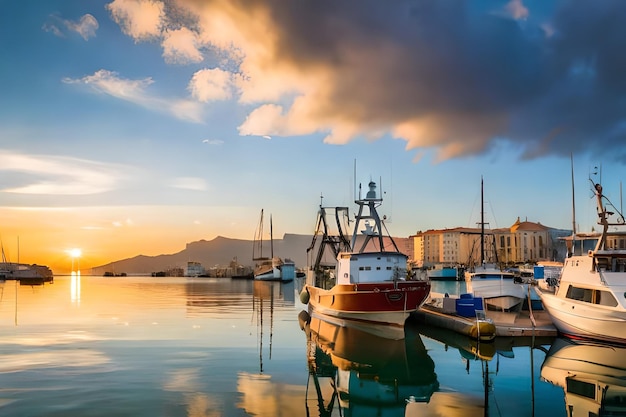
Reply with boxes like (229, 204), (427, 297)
(90, 234), (315, 276)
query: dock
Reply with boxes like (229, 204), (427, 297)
(412, 292), (557, 340)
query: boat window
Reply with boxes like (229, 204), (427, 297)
(566, 286), (593, 303)
(386, 266), (392, 270)
(376, 267), (381, 270)
(595, 290), (618, 307)
(565, 285), (618, 307)
(566, 378), (595, 400)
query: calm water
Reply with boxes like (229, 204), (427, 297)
(0, 275), (611, 416)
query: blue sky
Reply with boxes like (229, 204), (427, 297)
(1, 0), (625, 271)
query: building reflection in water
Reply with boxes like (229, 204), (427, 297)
(541, 336), (626, 417)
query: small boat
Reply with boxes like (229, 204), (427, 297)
(534, 179), (626, 344)
(464, 177), (526, 311)
(300, 180), (431, 328)
(427, 264), (461, 281)
(540, 337), (626, 416)
(252, 209), (293, 282)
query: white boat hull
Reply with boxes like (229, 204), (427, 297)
(465, 273), (527, 311)
(536, 287), (626, 344)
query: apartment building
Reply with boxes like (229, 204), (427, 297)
(411, 218), (570, 267)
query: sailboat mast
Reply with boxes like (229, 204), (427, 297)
(270, 214), (274, 259)
(571, 153), (576, 236)
(481, 176), (485, 266)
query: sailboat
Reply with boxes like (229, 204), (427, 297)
(0, 238), (53, 284)
(464, 177), (526, 311)
(252, 209), (294, 282)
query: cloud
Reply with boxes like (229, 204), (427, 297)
(0, 150), (126, 195)
(43, 13), (99, 40)
(168, 177), (208, 191)
(162, 27), (204, 64)
(202, 139), (224, 145)
(113, 218), (134, 228)
(106, 0), (164, 41)
(189, 69), (235, 102)
(107, 0), (626, 163)
(503, 0), (529, 21)
(63, 69), (204, 123)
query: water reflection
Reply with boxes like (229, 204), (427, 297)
(301, 311), (439, 416)
(541, 337), (626, 416)
(415, 321), (555, 417)
(70, 272), (81, 304)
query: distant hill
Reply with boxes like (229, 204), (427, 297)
(90, 233), (412, 276)
(90, 234), (315, 276)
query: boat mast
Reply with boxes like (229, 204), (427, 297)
(480, 176), (485, 266)
(270, 214), (274, 259)
(571, 153), (576, 237)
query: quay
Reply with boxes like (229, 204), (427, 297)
(412, 292), (557, 340)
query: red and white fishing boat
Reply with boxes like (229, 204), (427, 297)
(301, 180), (430, 329)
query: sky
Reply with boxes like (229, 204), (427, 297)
(1, 0), (626, 274)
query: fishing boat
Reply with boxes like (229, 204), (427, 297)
(464, 177), (526, 311)
(252, 209), (294, 282)
(534, 179), (626, 344)
(540, 337), (626, 416)
(300, 180), (431, 328)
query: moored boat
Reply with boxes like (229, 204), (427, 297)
(252, 209), (293, 282)
(0, 262), (53, 283)
(300, 180), (431, 329)
(534, 180), (626, 344)
(464, 177), (526, 311)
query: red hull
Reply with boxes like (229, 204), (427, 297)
(305, 282), (431, 326)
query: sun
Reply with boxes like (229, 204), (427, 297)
(68, 248), (82, 258)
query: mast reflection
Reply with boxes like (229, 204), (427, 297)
(301, 310), (439, 417)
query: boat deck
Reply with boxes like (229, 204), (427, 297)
(413, 292), (557, 339)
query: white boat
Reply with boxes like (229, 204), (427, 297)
(0, 262), (53, 283)
(535, 180), (626, 344)
(464, 178), (526, 311)
(301, 180), (431, 329)
(541, 337), (626, 416)
(252, 209), (293, 281)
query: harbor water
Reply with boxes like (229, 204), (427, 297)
(0, 276), (608, 416)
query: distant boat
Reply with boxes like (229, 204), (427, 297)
(252, 209), (293, 282)
(535, 179), (626, 344)
(427, 265), (461, 281)
(0, 241), (53, 284)
(0, 263), (54, 284)
(301, 180), (431, 329)
(464, 177), (525, 311)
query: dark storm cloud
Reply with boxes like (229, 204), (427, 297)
(178, 0), (626, 161)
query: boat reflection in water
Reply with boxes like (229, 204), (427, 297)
(541, 337), (626, 416)
(300, 310), (439, 417)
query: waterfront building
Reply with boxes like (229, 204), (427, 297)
(411, 218), (571, 267)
